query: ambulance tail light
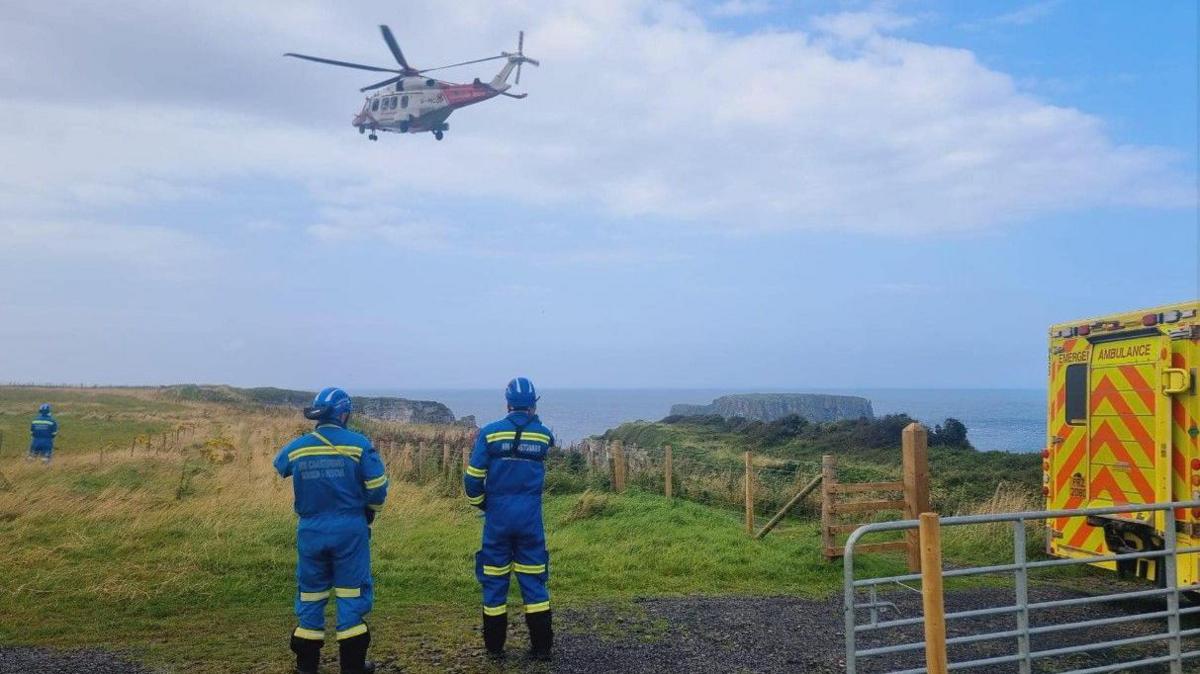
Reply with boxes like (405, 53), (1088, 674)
(1191, 459), (1200, 471)
(1042, 486), (1050, 496)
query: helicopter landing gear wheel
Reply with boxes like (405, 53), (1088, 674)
(358, 126), (365, 135)
(368, 133), (378, 141)
(434, 130), (444, 141)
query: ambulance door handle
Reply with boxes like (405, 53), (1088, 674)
(1163, 368), (1190, 395)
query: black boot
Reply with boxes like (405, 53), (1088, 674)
(338, 631), (375, 674)
(289, 634), (322, 674)
(526, 610), (553, 661)
(483, 612), (508, 660)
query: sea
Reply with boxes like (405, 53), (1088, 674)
(363, 388), (1046, 453)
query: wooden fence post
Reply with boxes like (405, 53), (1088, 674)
(442, 442), (450, 476)
(903, 422), (931, 573)
(821, 454), (837, 559)
(461, 444), (470, 494)
(612, 440), (626, 493)
(919, 513), (949, 674)
(664, 445), (673, 499)
(744, 451), (754, 535)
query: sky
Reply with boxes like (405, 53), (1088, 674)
(0, 0), (1196, 391)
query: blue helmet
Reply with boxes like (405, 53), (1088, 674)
(303, 387), (352, 423)
(505, 377), (538, 410)
(38, 403), (50, 415)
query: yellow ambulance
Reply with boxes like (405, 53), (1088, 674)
(1046, 301), (1199, 583)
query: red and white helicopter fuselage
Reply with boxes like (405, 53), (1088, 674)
(352, 59), (525, 140)
(287, 26), (536, 141)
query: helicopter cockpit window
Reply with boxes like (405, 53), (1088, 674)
(401, 95), (409, 109)
(371, 99), (379, 112)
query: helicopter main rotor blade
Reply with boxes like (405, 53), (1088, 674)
(284, 52), (401, 73)
(379, 25), (415, 72)
(360, 75), (405, 92)
(418, 54), (509, 73)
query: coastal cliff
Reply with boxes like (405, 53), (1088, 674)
(162, 385), (457, 424)
(670, 393), (873, 423)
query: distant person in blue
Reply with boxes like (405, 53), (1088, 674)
(464, 377), (555, 661)
(273, 387), (388, 674)
(28, 404), (58, 464)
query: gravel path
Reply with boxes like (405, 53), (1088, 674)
(0, 647), (156, 674)
(5, 585), (1197, 673)
(476, 585), (1200, 674)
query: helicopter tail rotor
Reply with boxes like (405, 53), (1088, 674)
(516, 31), (524, 85)
(511, 31), (539, 85)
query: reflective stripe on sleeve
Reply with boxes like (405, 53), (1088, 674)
(465, 465), (487, 478)
(334, 587), (361, 598)
(368, 503), (383, 511)
(364, 475), (388, 490)
(336, 623), (368, 640)
(482, 564), (511, 576)
(294, 627), (325, 640)
(513, 562), (546, 574)
(466, 494), (485, 505)
(525, 601), (550, 613)
(299, 589), (331, 602)
(483, 604), (507, 616)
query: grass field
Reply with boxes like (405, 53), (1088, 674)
(0, 386), (1071, 673)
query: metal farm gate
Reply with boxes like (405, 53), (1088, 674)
(844, 502), (1200, 674)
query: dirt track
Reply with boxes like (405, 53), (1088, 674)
(4, 586), (1197, 673)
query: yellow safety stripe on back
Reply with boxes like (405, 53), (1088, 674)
(299, 589), (331, 602)
(513, 562), (546, 574)
(364, 475), (388, 490)
(31, 420), (54, 425)
(336, 623), (368, 640)
(482, 564), (511, 576)
(294, 627), (325, 640)
(486, 431), (550, 444)
(465, 465), (487, 478)
(483, 604), (508, 616)
(288, 447), (362, 463)
(292, 431), (365, 462)
(334, 587), (361, 598)
(466, 494), (485, 505)
(525, 601), (550, 613)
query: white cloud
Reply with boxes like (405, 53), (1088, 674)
(988, 1), (1063, 27)
(0, 0), (1192, 242)
(306, 205), (452, 250)
(810, 9), (915, 40)
(0, 220), (215, 279)
(710, 0), (773, 18)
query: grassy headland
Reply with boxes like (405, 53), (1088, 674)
(0, 387), (1063, 672)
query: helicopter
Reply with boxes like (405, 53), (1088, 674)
(285, 25), (538, 141)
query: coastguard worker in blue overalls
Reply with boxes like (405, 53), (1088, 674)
(29, 404), (58, 464)
(464, 377), (555, 661)
(273, 387), (388, 674)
